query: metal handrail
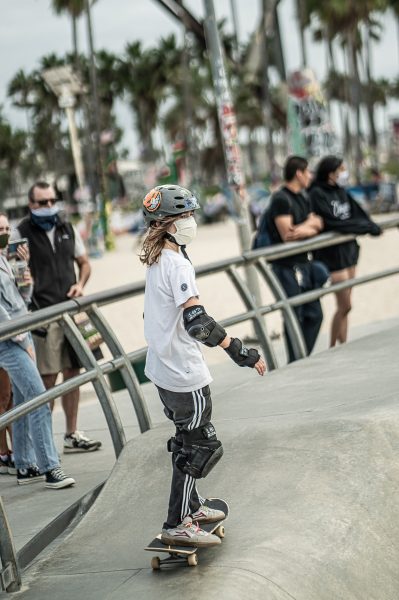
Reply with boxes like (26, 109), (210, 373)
(0, 216), (398, 592)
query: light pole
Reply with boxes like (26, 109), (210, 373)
(85, 0), (114, 250)
(42, 66), (86, 192)
(203, 0), (276, 368)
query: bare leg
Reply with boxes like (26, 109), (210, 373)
(0, 369), (12, 454)
(330, 269), (353, 347)
(42, 373), (58, 412)
(61, 368), (80, 435)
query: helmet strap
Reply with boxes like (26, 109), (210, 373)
(164, 233), (191, 263)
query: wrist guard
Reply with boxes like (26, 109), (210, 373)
(224, 337), (260, 368)
(183, 305), (227, 347)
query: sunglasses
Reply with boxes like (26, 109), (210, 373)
(32, 198), (58, 207)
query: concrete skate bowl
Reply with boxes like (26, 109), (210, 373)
(17, 327), (399, 600)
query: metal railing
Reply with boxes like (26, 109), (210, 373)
(0, 216), (398, 591)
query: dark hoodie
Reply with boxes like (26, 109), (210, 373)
(309, 182), (381, 271)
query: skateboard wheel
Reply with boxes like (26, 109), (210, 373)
(151, 556), (161, 570)
(215, 525), (225, 538)
(188, 553), (198, 567)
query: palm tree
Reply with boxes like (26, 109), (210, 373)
(305, 0), (388, 180)
(52, 0), (86, 66)
(118, 37), (181, 162)
(0, 109), (28, 198)
(8, 54), (74, 177)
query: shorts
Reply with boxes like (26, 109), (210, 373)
(33, 322), (80, 375)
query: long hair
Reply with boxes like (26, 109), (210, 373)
(139, 215), (177, 266)
(314, 155), (343, 184)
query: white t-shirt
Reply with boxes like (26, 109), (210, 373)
(144, 249), (212, 393)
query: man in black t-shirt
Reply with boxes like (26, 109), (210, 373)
(264, 156), (325, 362)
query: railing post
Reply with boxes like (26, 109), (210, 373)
(255, 259), (307, 361)
(84, 304), (152, 433)
(60, 313), (126, 458)
(225, 264), (278, 370)
(0, 497), (21, 593)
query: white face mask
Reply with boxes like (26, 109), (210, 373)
(336, 170), (349, 187)
(172, 216), (197, 246)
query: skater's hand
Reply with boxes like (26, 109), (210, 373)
(254, 357), (266, 376)
(224, 337), (262, 369)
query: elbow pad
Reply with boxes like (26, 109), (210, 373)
(183, 305), (226, 347)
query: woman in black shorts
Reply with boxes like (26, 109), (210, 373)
(309, 155), (382, 347)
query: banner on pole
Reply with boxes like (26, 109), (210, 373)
(287, 68), (337, 159)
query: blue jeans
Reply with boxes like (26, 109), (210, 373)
(0, 338), (59, 472)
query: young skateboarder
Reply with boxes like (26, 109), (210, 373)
(140, 185), (266, 547)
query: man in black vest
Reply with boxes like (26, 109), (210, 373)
(264, 156), (326, 362)
(17, 181), (101, 453)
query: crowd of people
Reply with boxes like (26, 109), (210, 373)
(0, 154), (383, 508)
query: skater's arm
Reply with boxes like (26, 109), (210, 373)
(182, 298), (266, 376)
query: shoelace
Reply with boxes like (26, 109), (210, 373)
(49, 467), (65, 479)
(183, 520), (202, 534)
(73, 430), (90, 442)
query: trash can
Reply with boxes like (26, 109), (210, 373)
(107, 356), (149, 392)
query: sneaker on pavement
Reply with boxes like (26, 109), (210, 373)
(45, 467), (75, 489)
(0, 453), (17, 475)
(63, 431), (102, 454)
(191, 504), (225, 524)
(17, 466), (45, 485)
(161, 516), (221, 547)
(0, 456), (7, 474)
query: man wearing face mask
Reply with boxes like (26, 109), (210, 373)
(0, 212), (75, 488)
(309, 155), (382, 346)
(15, 181), (101, 454)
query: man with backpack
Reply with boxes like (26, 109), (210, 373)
(254, 156), (326, 362)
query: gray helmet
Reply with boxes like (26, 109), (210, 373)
(142, 185), (200, 226)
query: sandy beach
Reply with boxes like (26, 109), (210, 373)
(83, 217), (399, 366)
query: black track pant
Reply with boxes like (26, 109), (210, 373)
(156, 384), (213, 529)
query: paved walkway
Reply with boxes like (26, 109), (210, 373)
(3, 323), (399, 599)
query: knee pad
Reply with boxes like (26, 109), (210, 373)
(167, 436), (182, 454)
(175, 422), (224, 479)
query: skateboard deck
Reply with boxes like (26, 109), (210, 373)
(145, 498), (229, 569)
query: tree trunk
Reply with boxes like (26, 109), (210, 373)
(363, 26), (378, 166)
(296, 0), (307, 68)
(72, 14), (79, 67)
(261, 0), (277, 181)
(326, 33), (347, 143)
(347, 29), (362, 183)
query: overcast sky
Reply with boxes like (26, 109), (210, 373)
(1, 0), (398, 158)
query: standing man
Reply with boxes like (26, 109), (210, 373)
(262, 156), (326, 362)
(16, 181), (101, 453)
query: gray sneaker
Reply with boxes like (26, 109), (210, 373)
(64, 431), (101, 454)
(191, 504), (225, 523)
(161, 516), (221, 547)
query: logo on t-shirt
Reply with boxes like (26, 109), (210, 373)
(181, 283), (188, 291)
(331, 200), (351, 220)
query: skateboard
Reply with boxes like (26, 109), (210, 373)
(145, 498), (229, 570)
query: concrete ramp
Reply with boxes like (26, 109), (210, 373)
(16, 327), (399, 599)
